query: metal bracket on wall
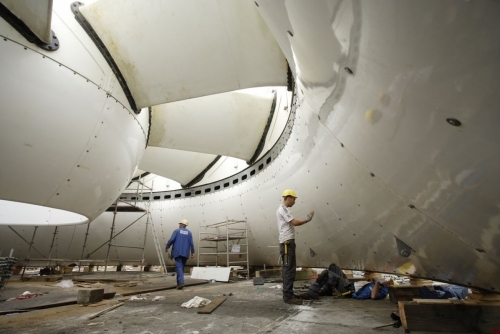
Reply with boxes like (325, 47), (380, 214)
(0, 2), (59, 51)
(395, 237), (412, 258)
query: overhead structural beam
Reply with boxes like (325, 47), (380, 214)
(183, 156), (222, 188)
(246, 90), (277, 165)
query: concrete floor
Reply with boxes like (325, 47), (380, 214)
(0, 272), (438, 334)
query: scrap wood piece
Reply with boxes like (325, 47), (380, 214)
(398, 300), (500, 333)
(253, 277), (264, 285)
(118, 280), (207, 296)
(197, 297), (227, 314)
(413, 298), (483, 305)
(0, 310), (29, 316)
(87, 302), (124, 320)
(388, 285), (423, 304)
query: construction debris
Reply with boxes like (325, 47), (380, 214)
(55, 280), (74, 288)
(181, 296), (211, 308)
(197, 297), (227, 314)
(253, 277), (264, 285)
(0, 257), (17, 289)
(152, 296), (166, 301)
(6, 291), (44, 301)
(87, 302), (124, 320)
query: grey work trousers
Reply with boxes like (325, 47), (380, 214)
(279, 239), (296, 300)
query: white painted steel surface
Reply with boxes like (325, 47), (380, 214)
(79, 0), (287, 109)
(0, 200), (88, 226)
(0, 0), (499, 294)
(149, 89), (274, 161)
(0, 1), (147, 223)
(191, 267), (231, 282)
(139, 147), (218, 186)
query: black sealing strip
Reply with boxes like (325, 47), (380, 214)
(130, 171), (150, 183)
(71, 2), (139, 113)
(0, 2), (59, 51)
(246, 90), (277, 165)
(146, 107), (152, 148)
(183, 155), (222, 188)
(287, 62), (294, 92)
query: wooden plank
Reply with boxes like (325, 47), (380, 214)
(118, 280), (207, 296)
(255, 269), (281, 278)
(20, 275), (63, 282)
(398, 300), (500, 333)
(295, 269), (317, 280)
(414, 299), (500, 306)
(388, 285), (422, 304)
(87, 302), (124, 320)
(0, 310), (29, 315)
(197, 297), (227, 314)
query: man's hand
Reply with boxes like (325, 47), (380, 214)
(190, 253), (194, 259)
(306, 211), (315, 222)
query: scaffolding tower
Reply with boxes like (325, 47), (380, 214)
(197, 219), (249, 278)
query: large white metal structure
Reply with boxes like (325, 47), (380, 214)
(0, 0), (499, 293)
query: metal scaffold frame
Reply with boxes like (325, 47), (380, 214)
(197, 218), (249, 278)
(9, 176), (168, 277)
(101, 178), (168, 277)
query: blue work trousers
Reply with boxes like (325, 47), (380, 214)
(175, 256), (188, 285)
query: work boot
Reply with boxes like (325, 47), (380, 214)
(176, 284), (184, 290)
(284, 297), (303, 305)
(297, 292), (313, 300)
(390, 312), (400, 321)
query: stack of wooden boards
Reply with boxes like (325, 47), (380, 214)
(389, 280), (500, 333)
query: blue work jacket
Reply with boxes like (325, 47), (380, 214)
(166, 227), (195, 259)
(352, 282), (388, 300)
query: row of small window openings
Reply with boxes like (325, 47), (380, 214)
(128, 157), (272, 200)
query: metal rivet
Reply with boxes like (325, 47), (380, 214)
(344, 67), (353, 74)
(370, 172), (375, 177)
(409, 204), (415, 209)
(446, 118), (461, 126)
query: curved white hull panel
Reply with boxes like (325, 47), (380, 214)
(80, 0), (288, 108)
(149, 90), (275, 161)
(0, 0), (499, 293)
(139, 147), (217, 186)
(0, 200), (88, 226)
(0, 1), (147, 222)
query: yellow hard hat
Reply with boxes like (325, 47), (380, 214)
(282, 189), (297, 198)
(180, 219), (189, 226)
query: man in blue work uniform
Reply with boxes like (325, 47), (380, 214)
(166, 219), (195, 290)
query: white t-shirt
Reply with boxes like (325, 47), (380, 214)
(276, 204), (294, 243)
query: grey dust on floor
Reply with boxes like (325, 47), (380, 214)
(1, 279), (406, 334)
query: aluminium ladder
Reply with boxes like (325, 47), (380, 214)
(147, 211), (167, 275)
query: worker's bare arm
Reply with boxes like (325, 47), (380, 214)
(290, 219), (308, 226)
(290, 211), (315, 226)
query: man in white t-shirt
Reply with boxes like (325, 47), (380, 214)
(277, 189), (314, 305)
